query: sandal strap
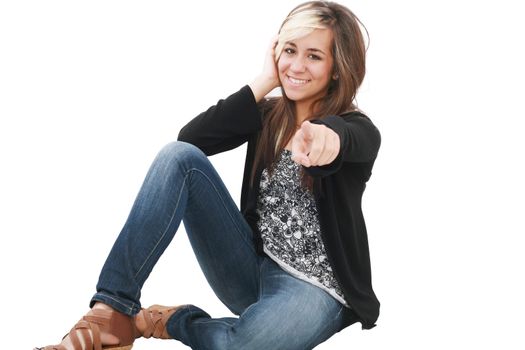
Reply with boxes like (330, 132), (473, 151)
(140, 305), (180, 339)
(68, 311), (109, 350)
(36, 308), (136, 350)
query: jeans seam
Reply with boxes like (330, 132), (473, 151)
(95, 292), (137, 314)
(331, 304), (345, 333)
(133, 170), (191, 281)
(257, 257), (266, 300)
(334, 304), (344, 320)
(190, 167), (256, 252)
(195, 318), (233, 327)
(133, 164), (254, 290)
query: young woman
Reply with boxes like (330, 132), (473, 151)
(36, 1), (381, 349)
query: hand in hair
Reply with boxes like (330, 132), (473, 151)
(291, 121), (340, 167)
(249, 35), (281, 102)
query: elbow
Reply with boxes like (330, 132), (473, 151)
(347, 124), (381, 163)
(368, 125), (381, 159)
(362, 128), (381, 162)
(177, 125), (191, 143)
(177, 125), (205, 153)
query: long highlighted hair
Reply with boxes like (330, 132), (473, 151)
(251, 1), (369, 190)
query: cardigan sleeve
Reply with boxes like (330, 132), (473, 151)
(177, 85), (263, 156)
(304, 112), (381, 178)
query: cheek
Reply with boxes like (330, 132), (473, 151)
(277, 57), (291, 74)
(313, 63), (333, 83)
(277, 61), (285, 75)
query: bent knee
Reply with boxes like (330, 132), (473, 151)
(156, 141), (206, 163)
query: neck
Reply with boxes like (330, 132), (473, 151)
(294, 101), (312, 125)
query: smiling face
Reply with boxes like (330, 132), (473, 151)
(277, 28), (334, 114)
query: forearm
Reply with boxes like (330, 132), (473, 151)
(249, 75), (278, 102)
(177, 85), (262, 155)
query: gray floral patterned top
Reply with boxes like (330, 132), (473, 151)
(256, 149), (348, 307)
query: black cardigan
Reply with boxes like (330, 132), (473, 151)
(177, 85), (381, 329)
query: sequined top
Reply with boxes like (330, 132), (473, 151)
(256, 149), (347, 306)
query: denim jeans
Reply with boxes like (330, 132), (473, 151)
(90, 141), (351, 349)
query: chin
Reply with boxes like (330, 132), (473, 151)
(282, 89), (306, 102)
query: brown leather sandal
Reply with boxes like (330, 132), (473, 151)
(34, 308), (138, 350)
(135, 304), (182, 339)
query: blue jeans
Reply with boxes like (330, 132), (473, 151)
(90, 141), (352, 349)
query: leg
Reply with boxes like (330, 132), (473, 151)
(91, 141), (260, 315)
(166, 258), (350, 350)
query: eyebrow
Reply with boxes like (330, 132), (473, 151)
(286, 42), (327, 55)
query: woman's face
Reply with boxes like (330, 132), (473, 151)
(277, 28), (334, 111)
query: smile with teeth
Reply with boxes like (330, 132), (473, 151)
(287, 75), (311, 85)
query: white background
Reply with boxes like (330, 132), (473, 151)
(1, 0), (524, 349)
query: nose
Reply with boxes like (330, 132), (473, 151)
(289, 56), (306, 73)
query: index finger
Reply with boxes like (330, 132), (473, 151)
(291, 129), (311, 167)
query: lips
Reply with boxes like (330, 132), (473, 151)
(287, 75), (311, 85)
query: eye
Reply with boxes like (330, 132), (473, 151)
(308, 54), (322, 61)
(284, 47), (295, 55)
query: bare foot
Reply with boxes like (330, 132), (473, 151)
(134, 308), (149, 336)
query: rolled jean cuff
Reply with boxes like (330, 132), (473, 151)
(166, 304), (209, 346)
(89, 292), (141, 316)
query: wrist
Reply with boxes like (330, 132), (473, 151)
(249, 75), (279, 102)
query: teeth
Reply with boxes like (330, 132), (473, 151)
(289, 76), (309, 84)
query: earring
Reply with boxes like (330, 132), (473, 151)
(333, 73), (339, 80)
